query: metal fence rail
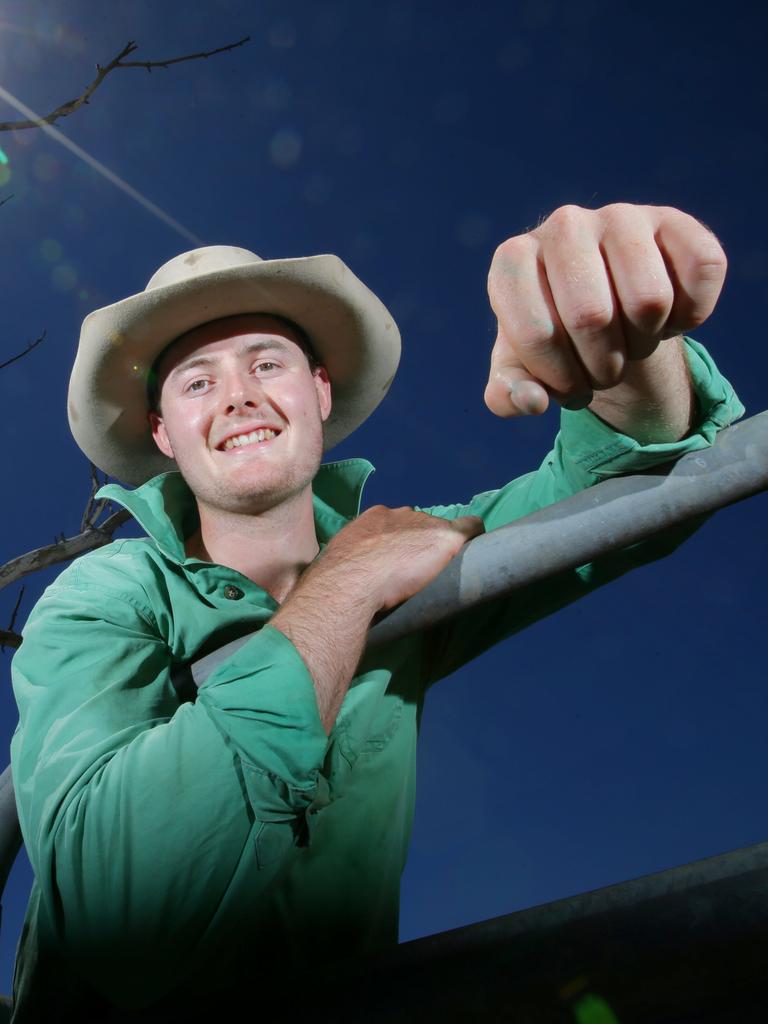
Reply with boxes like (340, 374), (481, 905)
(187, 408), (768, 684)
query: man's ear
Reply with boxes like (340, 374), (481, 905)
(314, 366), (332, 423)
(148, 411), (174, 459)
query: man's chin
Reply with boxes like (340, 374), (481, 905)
(193, 478), (315, 518)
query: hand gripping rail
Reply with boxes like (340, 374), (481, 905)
(187, 409), (768, 680)
(2, 411), (768, 914)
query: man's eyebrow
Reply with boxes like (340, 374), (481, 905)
(167, 339), (295, 379)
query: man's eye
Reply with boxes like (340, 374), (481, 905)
(187, 378), (210, 393)
(255, 361), (278, 372)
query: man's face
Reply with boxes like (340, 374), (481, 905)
(149, 314), (332, 516)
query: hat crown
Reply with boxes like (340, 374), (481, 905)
(145, 246), (264, 292)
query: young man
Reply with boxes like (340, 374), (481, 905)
(10, 204), (742, 1020)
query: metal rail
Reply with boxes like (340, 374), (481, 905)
(2, 410), (768, 914)
(189, 409), (768, 683)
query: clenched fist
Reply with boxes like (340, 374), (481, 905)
(485, 204), (727, 417)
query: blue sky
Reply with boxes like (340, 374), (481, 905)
(1, 0), (767, 996)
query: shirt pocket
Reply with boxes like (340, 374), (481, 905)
(358, 691), (404, 754)
(333, 676), (405, 771)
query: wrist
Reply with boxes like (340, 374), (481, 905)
(588, 336), (693, 443)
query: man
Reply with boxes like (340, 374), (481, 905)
(10, 204), (742, 1020)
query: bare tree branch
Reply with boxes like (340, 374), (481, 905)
(0, 629), (21, 651)
(0, 508), (132, 594)
(80, 463), (111, 533)
(117, 37), (251, 71)
(0, 37), (251, 132)
(1, 587), (25, 652)
(0, 330), (45, 372)
(0, 37), (244, 648)
(8, 586), (25, 633)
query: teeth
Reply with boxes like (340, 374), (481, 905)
(223, 428), (277, 451)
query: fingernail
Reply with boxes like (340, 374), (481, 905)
(563, 392), (593, 411)
(507, 380), (534, 414)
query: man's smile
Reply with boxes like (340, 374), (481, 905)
(215, 427), (282, 452)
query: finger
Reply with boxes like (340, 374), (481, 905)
(599, 204), (674, 361)
(540, 205), (627, 390)
(486, 237), (591, 414)
(484, 326), (551, 418)
(655, 208), (727, 336)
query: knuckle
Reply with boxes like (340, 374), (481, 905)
(691, 243), (728, 282)
(599, 201), (636, 225)
(508, 320), (553, 356)
(682, 304), (712, 329)
(546, 204), (585, 231)
(488, 236), (535, 295)
(622, 286), (674, 326)
(514, 331), (553, 360)
(590, 352), (625, 389)
(565, 301), (613, 334)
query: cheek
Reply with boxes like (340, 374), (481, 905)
(281, 383), (323, 423)
(163, 405), (211, 458)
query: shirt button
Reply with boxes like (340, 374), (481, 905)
(223, 584), (244, 600)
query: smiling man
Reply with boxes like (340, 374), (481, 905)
(10, 205), (743, 1021)
(149, 317), (332, 527)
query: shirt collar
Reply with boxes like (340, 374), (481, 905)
(96, 458), (376, 564)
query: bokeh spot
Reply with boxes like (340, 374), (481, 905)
(269, 128), (303, 169)
(33, 153), (59, 182)
(40, 238), (63, 263)
(52, 263), (77, 292)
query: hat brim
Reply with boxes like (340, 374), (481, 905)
(68, 255), (400, 484)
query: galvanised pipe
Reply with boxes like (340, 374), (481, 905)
(190, 409), (768, 682)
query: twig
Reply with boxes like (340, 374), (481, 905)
(0, 331), (45, 372)
(0, 629), (21, 651)
(118, 37), (251, 71)
(0, 508), (132, 592)
(80, 463), (111, 533)
(0, 37), (250, 132)
(1, 587), (24, 652)
(0, 194), (13, 208)
(8, 586), (25, 634)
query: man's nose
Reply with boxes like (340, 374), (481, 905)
(223, 373), (264, 413)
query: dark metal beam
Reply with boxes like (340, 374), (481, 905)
(328, 839), (768, 1021)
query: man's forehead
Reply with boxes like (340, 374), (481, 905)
(155, 314), (305, 378)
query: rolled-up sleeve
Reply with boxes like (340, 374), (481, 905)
(554, 337), (743, 485)
(419, 338), (744, 683)
(11, 578), (328, 1008)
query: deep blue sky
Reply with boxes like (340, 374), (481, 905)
(1, 0), (767, 996)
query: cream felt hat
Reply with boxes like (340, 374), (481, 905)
(67, 246), (401, 485)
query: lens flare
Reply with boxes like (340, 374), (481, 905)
(0, 84), (203, 245)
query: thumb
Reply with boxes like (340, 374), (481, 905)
(450, 514), (486, 541)
(483, 325), (550, 418)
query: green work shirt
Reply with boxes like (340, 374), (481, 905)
(10, 339), (743, 1019)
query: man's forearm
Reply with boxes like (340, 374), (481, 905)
(270, 564), (377, 735)
(269, 506), (485, 735)
(587, 336), (694, 444)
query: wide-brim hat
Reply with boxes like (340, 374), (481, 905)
(68, 246), (401, 485)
